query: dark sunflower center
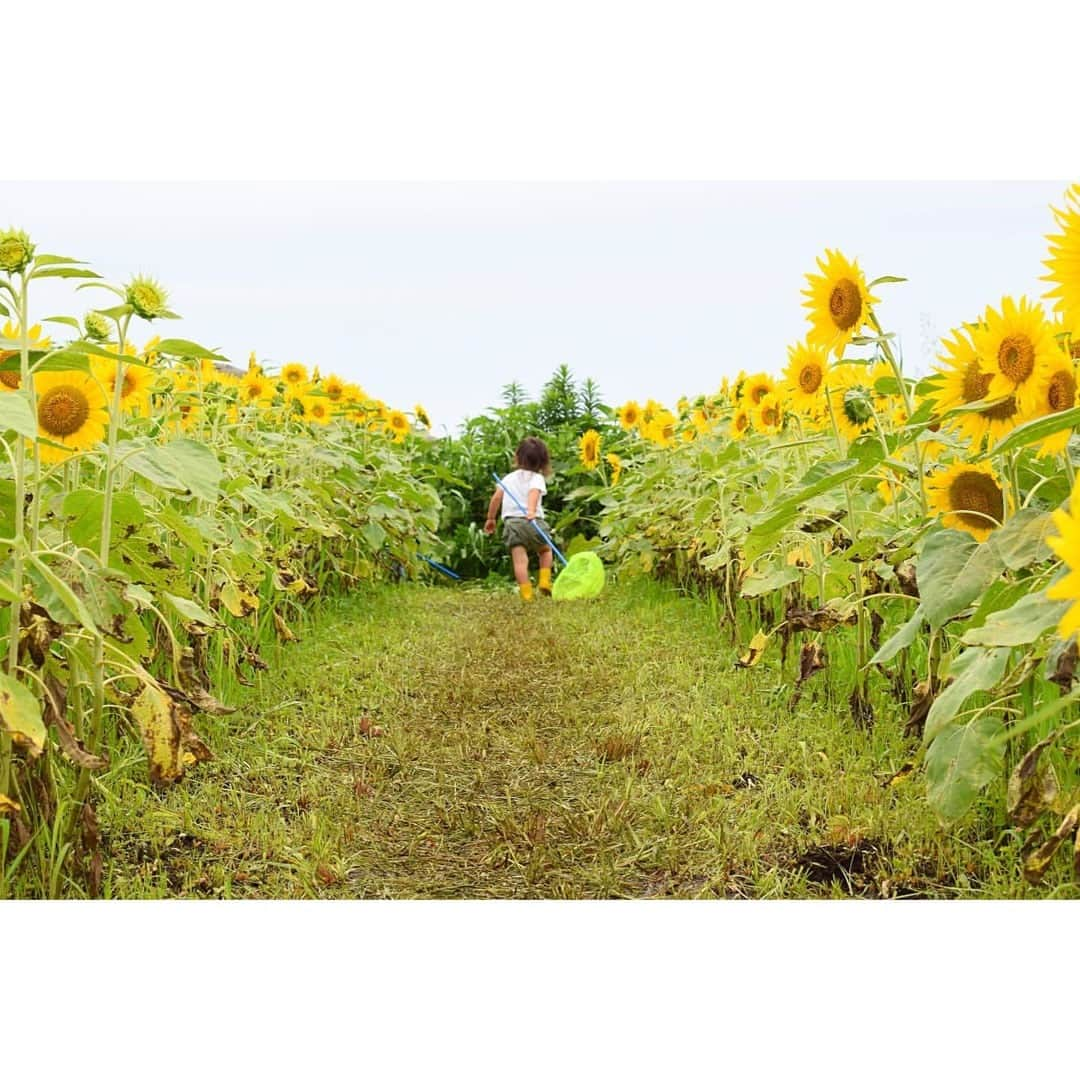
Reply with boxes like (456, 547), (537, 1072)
(948, 472), (1004, 530)
(38, 385), (91, 437)
(750, 385), (769, 406)
(735, 413), (748, 431)
(1048, 369), (1076, 413)
(763, 406), (779, 426)
(798, 363), (823, 394)
(0, 369), (21, 390)
(980, 395), (1018, 422)
(121, 371), (136, 398)
(828, 279), (862, 331)
(961, 358), (993, 403)
(327, 387), (342, 401)
(246, 384), (262, 400)
(997, 334), (1035, 382)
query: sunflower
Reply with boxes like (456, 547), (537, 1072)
(928, 324), (1024, 447)
(741, 373), (775, 409)
(1044, 184), (1080, 331)
(605, 451), (622, 485)
(730, 407), (751, 440)
(828, 364), (877, 443)
(691, 407), (713, 434)
(0, 322), (51, 390)
(92, 354), (155, 414)
(617, 400), (641, 431)
(386, 409), (410, 441)
(756, 392), (784, 434)
(802, 249), (879, 358)
(1031, 354), (1078, 458)
(926, 462), (1009, 543)
(973, 296), (1058, 415)
(579, 428), (602, 469)
(639, 399), (663, 429)
(301, 395), (332, 424)
(280, 362), (308, 388)
(170, 372), (203, 431)
(1047, 471), (1080, 638)
(414, 403), (432, 429)
(681, 426), (697, 443)
(32, 369), (109, 463)
(783, 341), (829, 413)
(322, 374), (346, 403)
(239, 370), (273, 407)
(643, 411), (676, 447)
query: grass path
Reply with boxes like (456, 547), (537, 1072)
(99, 581), (1029, 898)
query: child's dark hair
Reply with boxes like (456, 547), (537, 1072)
(515, 436), (551, 476)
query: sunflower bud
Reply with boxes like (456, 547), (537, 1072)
(125, 275), (170, 320)
(83, 312), (111, 342)
(0, 228), (35, 274)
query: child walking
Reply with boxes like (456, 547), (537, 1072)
(484, 436), (554, 601)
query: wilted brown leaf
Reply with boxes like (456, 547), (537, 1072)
(1007, 738), (1060, 827)
(1022, 804), (1080, 884)
(273, 611), (297, 642)
(735, 630), (769, 669)
(358, 716), (384, 738)
(43, 675), (108, 771)
(1049, 640), (1079, 694)
(0, 793), (22, 816)
(131, 681), (212, 787)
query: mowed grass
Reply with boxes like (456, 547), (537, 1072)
(94, 578), (1059, 899)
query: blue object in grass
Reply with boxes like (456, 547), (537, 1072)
(491, 471), (568, 567)
(420, 555), (462, 580)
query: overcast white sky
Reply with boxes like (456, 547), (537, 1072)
(2, 181), (1068, 432)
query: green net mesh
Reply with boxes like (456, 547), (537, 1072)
(551, 551), (605, 601)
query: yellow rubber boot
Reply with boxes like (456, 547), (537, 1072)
(538, 567), (552, 596)
(519, 581), (534, 601)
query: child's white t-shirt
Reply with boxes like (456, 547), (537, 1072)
(499, 469), (547, 520)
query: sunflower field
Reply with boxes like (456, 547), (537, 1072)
(0, 232), (441, 896)
(569, 183), (1080, 884)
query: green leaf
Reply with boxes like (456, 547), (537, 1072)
(0, 393), (39, 439)
(63, 488), (145, 550)
(126, 438), (222, 502)
(0, 673), (46, 755)
(924, 646), (1010, 744)
(161, 592), (217, 627)
(925, 715), (1006, 825)
(740, 565), (801, 598)
(870, 605), (925, 665)
(153, 339), (225, 361)
(917, 528), (1005, 630)
(982, 407), (1080, 459)
(92, 304), (134, 319)
(362, 521), (387, 549)
(867, 275), (908, 288)
(26, 555), (99, 634)
(989, 508), (1054, 571)
(30, 267), (102, 280)
(962, 591), (1069, 648)
(42, 315), (82, 331)
(32, 254), (86, 268)
(23, 347), (92, 374)
(749, 458), (862, 537)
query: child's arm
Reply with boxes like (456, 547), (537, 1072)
(526, 488), (540, 521)
(484, 487), (503, 534)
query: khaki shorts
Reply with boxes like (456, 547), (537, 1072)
(503, 517), (554, 555)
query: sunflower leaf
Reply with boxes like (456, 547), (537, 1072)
(0, 673), (47, 757)
(961, 591), (1068, 648)
(925, 714), (1006, 825)
(924, 646), (1011, 745)
(867, 275), (908, 288)
(152, 339), (225, 361)
(42, 315), (82, 331)
(0, 394), (38, 439)
(30, 267), (102, 281)
(980, 406), (1080, 459)
(917, 528), (1005, 630)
